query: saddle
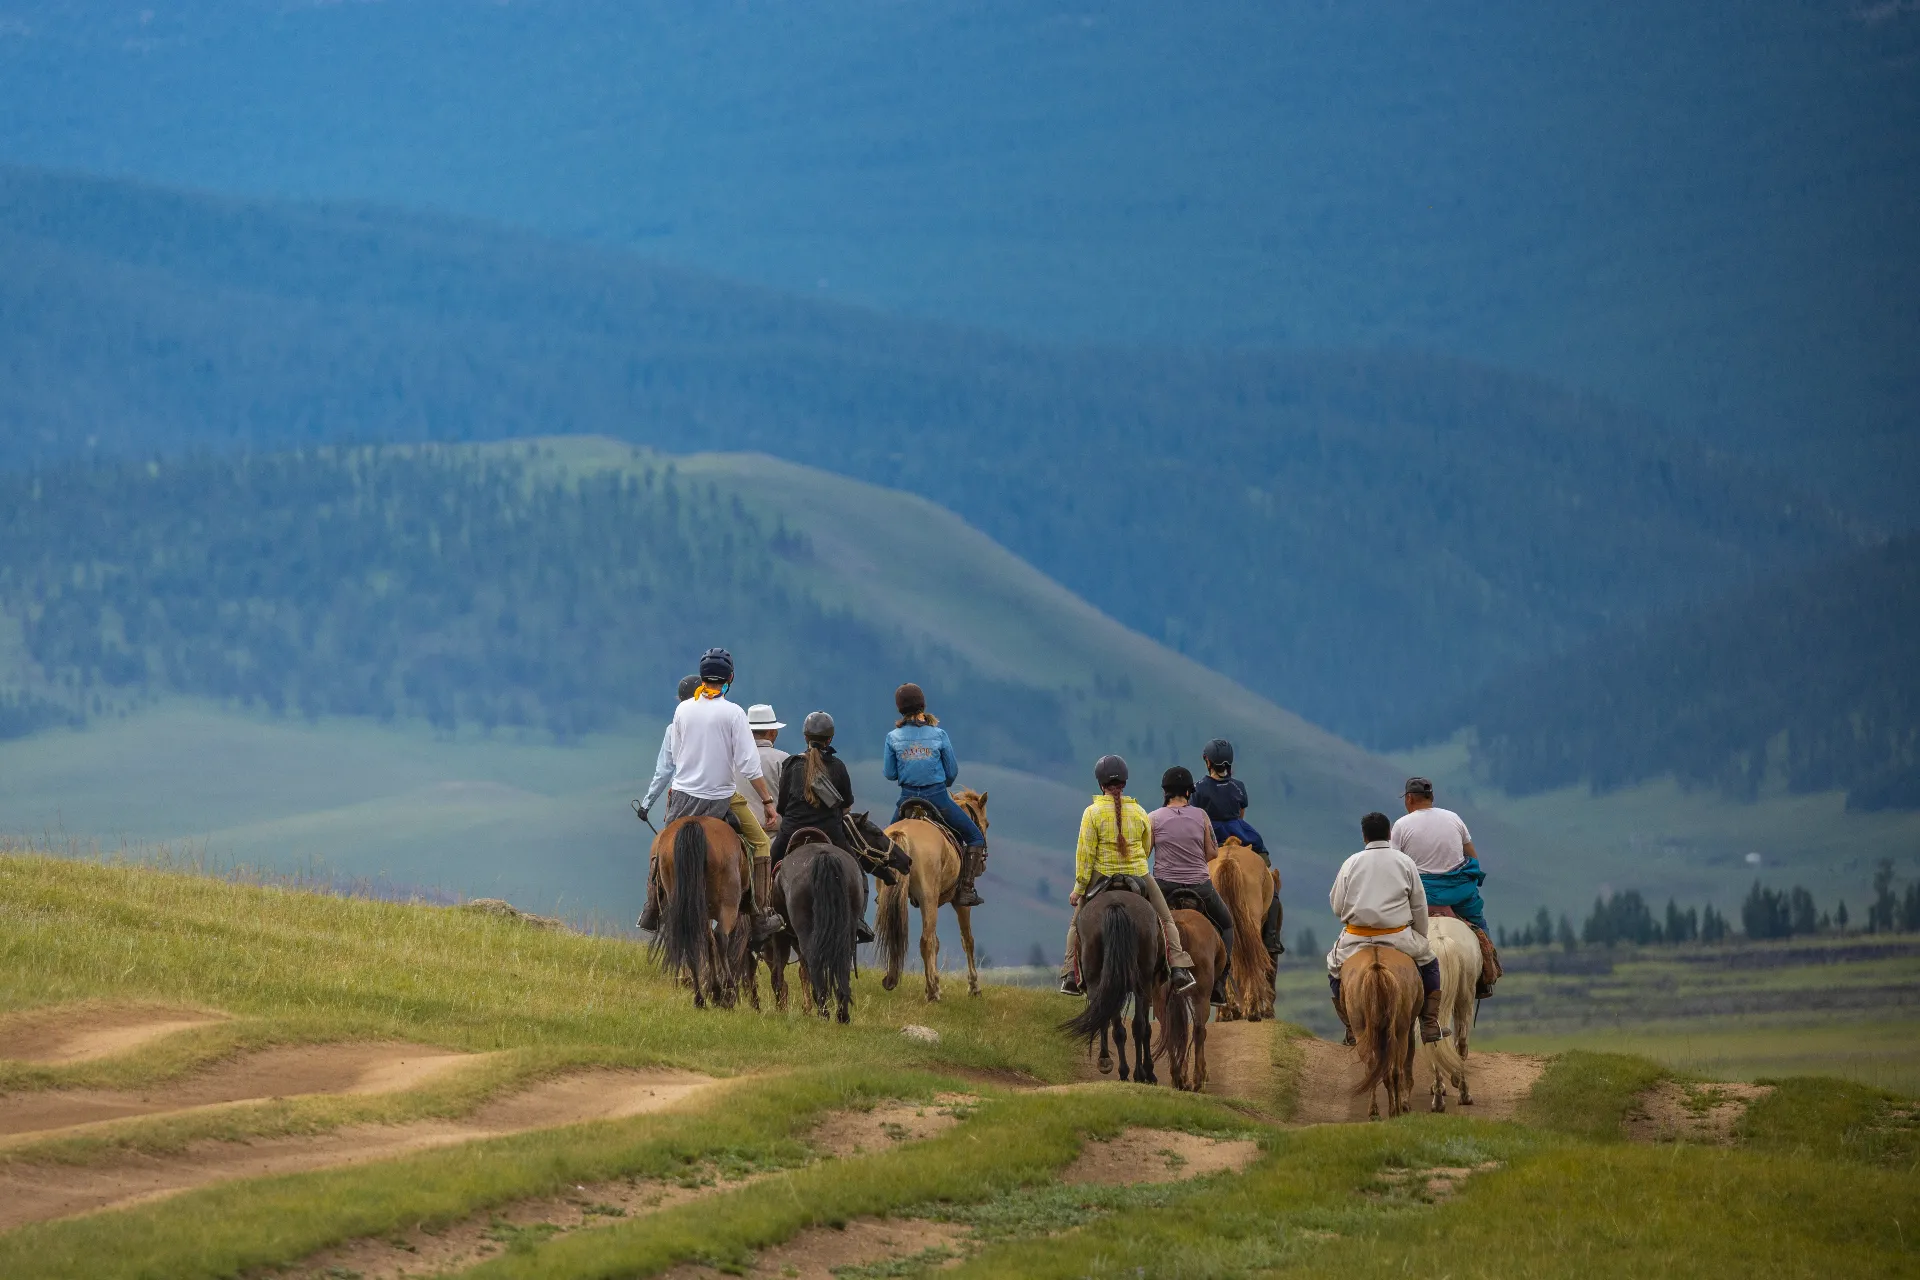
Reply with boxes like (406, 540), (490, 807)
(1164, 885), (1210, 915)
(1085, 872), (1150, 902)
(896, 797), (964, 851)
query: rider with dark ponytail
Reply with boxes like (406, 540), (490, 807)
(1058, 754), (1198, 997)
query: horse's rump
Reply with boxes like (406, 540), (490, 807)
(1062, 891), (1157, 1042)
(1342, 946), (1422, 1101)
(1210, 842), (1275, 1005)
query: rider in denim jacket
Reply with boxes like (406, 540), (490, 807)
(884, 682), (987, 907)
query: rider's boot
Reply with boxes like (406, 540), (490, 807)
(952, 844), (986, 907)
(739, 869), (785, 945)
(1419, 987), (1444, 1043)
(1330, 976), (1355, 1046)
(1210, 966), (1231, 1006)
(637, 875), (662, 933)
(1058, 940), (1084, 996)
(1170, 964), (1198, 995)
(856, 916), (876, 945)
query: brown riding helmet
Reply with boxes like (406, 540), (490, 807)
(894, 683), (926, 717)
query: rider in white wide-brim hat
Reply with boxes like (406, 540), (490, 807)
(746, 704), (786, 731)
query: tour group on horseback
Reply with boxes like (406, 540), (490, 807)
(633, 647), (1500, 1109)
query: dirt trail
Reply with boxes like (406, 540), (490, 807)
(1291, 1037), (1545, 1124)
(284, 1095), (978, 1279)
(1064, 1127), (1260, 1185)
(1193, 1018), (1278, 1108)
(1625, 1081), (1773, 1145)
(1, 1006), (228, 1066)
(0, 1068), (722, 1230)
(1, 1043), (481, 1142)
(664, 1218), (971, 1280)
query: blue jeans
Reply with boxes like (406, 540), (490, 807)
(1211, 817), (1269, 860)
(893, 785), (984, 845)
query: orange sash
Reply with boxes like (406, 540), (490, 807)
(1344, 922), (1409, 937)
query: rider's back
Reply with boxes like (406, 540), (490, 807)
(884, 722), (957, 789)
(1192, 775), (1248, 825)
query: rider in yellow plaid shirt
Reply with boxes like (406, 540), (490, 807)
(1058, 754), (1197, 996)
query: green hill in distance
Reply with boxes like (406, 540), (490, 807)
(0, 164), (1856, 746)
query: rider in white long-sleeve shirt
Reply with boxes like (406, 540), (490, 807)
(1326, 811), (1443, 1046)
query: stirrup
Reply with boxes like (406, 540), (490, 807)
(1059, 975), (1085, 996)
(855, 919), (876, 945)
(1170, 967), (1198, 994)
(750, 911), (786, 944)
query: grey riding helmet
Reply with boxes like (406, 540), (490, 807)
(803, 710), (835, 743)
(1094, 754), (1129, 788)
(1202, 738), (1234, 770)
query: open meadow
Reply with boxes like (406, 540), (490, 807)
(2, 847), (1915, 1278)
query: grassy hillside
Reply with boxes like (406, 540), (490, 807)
(0, 166), (1854, 743)
(0, 1), (1913, 490)
(2, 852), (1916, 1278)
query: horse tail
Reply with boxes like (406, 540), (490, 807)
(1160, 962), (1193, 1089)
(1426, 927), (1470, 1083)
(1216, 852), (1273, 998)
(805, 850), (857, 1012)
(660, 820), (710, 984)
(1062, 899), (1141, 1043)
(1350, 952), (1399, 1099)
(877, 867), (910, 984)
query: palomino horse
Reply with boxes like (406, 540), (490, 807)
(650, 816), (755, 1010)
(1154, 898), (1224, 1092)
(876, 789), (989, 1002)
(768, 834), (865, 1023)
(1342, 945), (1424, 1118)
(1209, 839), (1277, 1022)
(1420, 916), (1482, 1112)
(1063, 887), (1184, 1086)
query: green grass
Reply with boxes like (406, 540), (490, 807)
(1519, 1051), (1672, 1141)
(1740, 1077), (1920, 1172)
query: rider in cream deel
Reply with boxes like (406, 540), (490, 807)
(1327, 811), (1443, 1045)
(1393, 777), (1500, 998)
(884, 683), (987, 907)
(1059, 755), (1198, 997)
(634, 649), (783, 944)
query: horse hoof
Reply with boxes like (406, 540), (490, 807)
(1097, 1057), (1113, 1076)
(881, 976), (899, 992)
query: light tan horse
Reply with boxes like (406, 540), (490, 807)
(1209, 839), (1277, 1022)
(1342, 945), (1423, 1119)
(649, 816), (756, 1010)
(876, 788), (989, 1002)
(1419, 916), (1481, 1112)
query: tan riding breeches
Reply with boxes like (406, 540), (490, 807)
(1063, 878), (1193, 972)
(729, 792), (772, 862)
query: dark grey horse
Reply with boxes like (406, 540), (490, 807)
(769, 834), (866, 1023)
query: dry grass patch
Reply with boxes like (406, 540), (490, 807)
(1061, 1127), (1260, 1186)
(662, 1217), (970, 1279)
(806, 1093), (979, 1159)
(1626, 1080), (1774, 1145)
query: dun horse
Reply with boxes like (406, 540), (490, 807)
(1342, 945), (1423, 1118)
(1154, 897), (1224, 1091)
(768, 833), (865, 1023)
(1063, 888), (1184, 1086)
(650, 816), (755, 1010)
(876, 789), (990, 1001)
(1419, 915), (1482, 1111)
(1210, 839), (1277, 1021)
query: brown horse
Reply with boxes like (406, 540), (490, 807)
(1154, 900), (1224, 1092)
(876, 789), (989, 1002)
(1209, 839), (1277, 1022)
(649, 816), (755, 1010)
(1341, 945), (1423, 1119)
(768, 836), (864, 1023)
(1062, 887), (1182, 1085)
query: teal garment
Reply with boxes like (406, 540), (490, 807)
(1419, 856), (1487, 933)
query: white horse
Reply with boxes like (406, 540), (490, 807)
(1419, 915), (1483, 1112)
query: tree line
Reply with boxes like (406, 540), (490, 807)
(1498, 860), (1920, 949)
(0, 448), (1073, 768)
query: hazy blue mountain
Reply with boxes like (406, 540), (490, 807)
(0, 1), (1913, 495)
(1421, 536), (1920, 810)
(0, 166), (1854, 743)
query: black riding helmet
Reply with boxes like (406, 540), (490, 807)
(803, 710), (835, 743)
(1202, 738), (1234, 771)
(1162, 765), (1195, 799)
(676, 673), (702, 701)
(1094, 754), (1129, 789)
(698, 647), (734, 683)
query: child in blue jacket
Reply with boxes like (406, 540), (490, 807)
(885, 682), (986, 906)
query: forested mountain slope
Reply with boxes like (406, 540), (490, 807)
(0, 167), (1853, 744)
(1423, 537), (1920, 810)
(0, 0), (1913, 490)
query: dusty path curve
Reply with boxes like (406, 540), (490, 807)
(1291, 1037), (1546, 1124)
(0, 1006), (228, 1066)
(0, 1043), (481, 1141)
(0, 1068), (722, 1230)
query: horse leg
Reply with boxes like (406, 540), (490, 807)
(1193, 1015), (1208, 1093)
(955, 904), (981, 997)
(919, 898), (942, 1003)
(1457, 1020), (1474, 1106)
(1134, 996), (1156, 1086)
(1097, 1024), (1114, 1076)
(771, 932), (792, 1013)
(1114, 1017), (1131, 1083)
